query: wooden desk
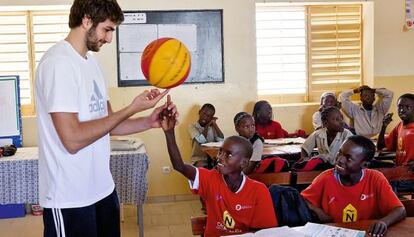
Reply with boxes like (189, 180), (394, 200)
(330, 218), (414, 237)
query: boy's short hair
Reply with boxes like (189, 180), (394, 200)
(320, 106), (340, 123)
(200, 103), (215, 113)
(399, 93), (414, 102)
(226, 136), (253, 159)
(234, 112), (252, 126)
(69, 0), (124, 29)
(346, 135), (376, 161)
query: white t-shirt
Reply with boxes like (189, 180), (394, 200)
(35, 40), (114, 208)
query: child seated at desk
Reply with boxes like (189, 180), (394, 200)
(253, 100), (290, 139)
(312, 92), (354, 133)
(234, 112), (288, 174)
(301, 135), (406, 237)
(188, 103), (224, 168)
(296, 107), (353, 170)
(377, 93), (414, 193)
(234, 112), (263, 175)
(161, 100), (278, 236)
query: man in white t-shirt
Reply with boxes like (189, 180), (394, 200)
(35, 1), (175, 236)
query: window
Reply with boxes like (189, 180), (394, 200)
(256, 4), (362, 103)
(0, 10), (70, 116)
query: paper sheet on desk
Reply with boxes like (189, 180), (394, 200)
(265, 137), (306, 145)
(227, 226), (306, 237)
(201, 141), (223, 148)
(299, 223), (365, 237)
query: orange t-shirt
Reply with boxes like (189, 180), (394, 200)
(192, 168), (277, 236)
(385, 122), (414, 165)
(301, 169), (402, 223)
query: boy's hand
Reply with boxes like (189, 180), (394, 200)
(382, 113), (393, 127)
(368, 220), (387, 237)
(149, 95), (178, 129)
(160, 95), (178, 132)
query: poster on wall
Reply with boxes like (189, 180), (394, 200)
(406, 0), (414, 30)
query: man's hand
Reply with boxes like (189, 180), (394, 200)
(130, 89), (169, 114)
(368, 220), (387, 237)
(382, 113), (393, 128)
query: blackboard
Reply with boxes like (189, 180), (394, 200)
(116, 10), (224, 87)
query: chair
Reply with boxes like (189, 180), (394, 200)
(248, 172), (292, 186)
(293, 170), (323, 185)
(191, 216), (207, 236)
(402, 199), (414, 217)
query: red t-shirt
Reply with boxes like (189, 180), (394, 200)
(191, 168), (277, 236)
(256, 121), (289, 139)
(301, 169), (402, 223)
(385, 122), (414, 165)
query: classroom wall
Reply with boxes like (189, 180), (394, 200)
(8, 0), (414, 197)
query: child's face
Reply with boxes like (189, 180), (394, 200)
(216, 139), (247, 175)
(360, 89), (375, 106)
(397, 98), (414, 123)
(256, 103), (272, 124)
(198, 108), (215, 127)
(335, 140), (366, 176)
(324, 110), (344, 133)
(322, 95), (337, 108)
(236, 117), (256, 139)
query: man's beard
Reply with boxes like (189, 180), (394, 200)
(86, 27), (103, 52)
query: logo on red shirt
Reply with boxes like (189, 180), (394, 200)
(342, 204), (358, 222)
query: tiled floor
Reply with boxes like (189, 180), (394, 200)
(0, 200), (203, 237)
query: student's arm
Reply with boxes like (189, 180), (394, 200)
(161, 97), (196, 181)
(300, 132), (316, 160)
(51, 89), (168, 154)
(339, 89), (357, 118)
(368, 172), (407, 236)
(305, 200), (333, 223)
(377, 113), (393, 150)
(375, 88), (394, 113)
(244, 139), (263, 175)
(368, 207), (406, 237)
(210, 118), (224, 139)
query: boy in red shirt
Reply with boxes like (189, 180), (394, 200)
(161, 97), (277, 237)
(301, 135), (406, 237)
(377, 93), (414, 167)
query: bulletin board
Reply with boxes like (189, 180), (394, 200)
(116, 10), (224, 87)
(0, 75), (22, 147)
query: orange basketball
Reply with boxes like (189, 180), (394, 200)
(141, 38), (191, 88)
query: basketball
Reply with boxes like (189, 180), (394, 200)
(141, 38), (191, 88)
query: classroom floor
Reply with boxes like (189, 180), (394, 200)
(0, 199), (203, 237)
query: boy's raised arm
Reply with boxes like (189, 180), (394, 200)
(161, 96), (196, 181)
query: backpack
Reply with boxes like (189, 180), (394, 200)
(255, 156), (290, 173)
(268, 184), (314, 227)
